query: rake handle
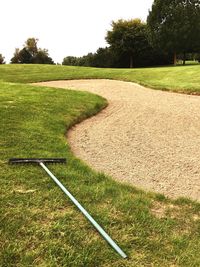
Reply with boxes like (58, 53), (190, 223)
(39, 162), (127, 259)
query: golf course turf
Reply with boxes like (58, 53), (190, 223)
(0, 64), (200, 266)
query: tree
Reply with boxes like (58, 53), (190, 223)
(147, 0), (200, 65)
(10, 38), (54, 64)
(11, 47), (32, 63)
(19, 48), (32, 63)
(91, 47), (115, 68)
(25, 38), (38, 57)
(33, 49), (54, 64)
(62, 56), (79, 66)
(106, 19), (148, 68)
(10, 48), (20, 63)
(0, 54), (5, 64)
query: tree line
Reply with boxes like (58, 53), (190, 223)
(63, 0), (200, 68)
(1, 0), (200, 67)
(63, 19), (173, 68)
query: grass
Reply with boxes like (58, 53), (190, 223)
(1, 63), (200, 94)
(0, 64), (200, 266)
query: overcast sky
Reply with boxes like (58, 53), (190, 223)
(1, 0), (154, 63)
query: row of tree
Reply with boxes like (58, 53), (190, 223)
(62, 18), (173, 68)
(63, 0), (200, 68)
(1, 0), (200, 67)
(62, 37), (172, 68)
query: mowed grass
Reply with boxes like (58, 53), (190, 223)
(1, 63), (200, 94)
(0, 65), (200, 266)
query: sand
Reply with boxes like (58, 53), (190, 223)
(35, 80), (200, 201)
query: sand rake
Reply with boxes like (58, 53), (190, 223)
(9, 158), (127, 259)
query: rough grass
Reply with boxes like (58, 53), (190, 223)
(0, 65), (200, 266)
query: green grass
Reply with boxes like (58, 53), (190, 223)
(0, 64), (200, 266)
(1, 63), (200, 94)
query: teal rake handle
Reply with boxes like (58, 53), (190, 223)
(39, 162), (127, 259)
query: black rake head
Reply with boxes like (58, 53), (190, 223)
(9, 158), (66, 165)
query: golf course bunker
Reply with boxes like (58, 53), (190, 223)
(36, 80), (200, 201)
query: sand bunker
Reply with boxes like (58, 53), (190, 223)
(35, 80), (200, 201)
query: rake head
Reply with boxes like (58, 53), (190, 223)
(9, 158), (66, 165)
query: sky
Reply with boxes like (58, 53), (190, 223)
(1, 0), (154, 63)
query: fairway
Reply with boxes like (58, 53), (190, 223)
(0, 65), (200, 267)
(1, 64), (200, 94)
